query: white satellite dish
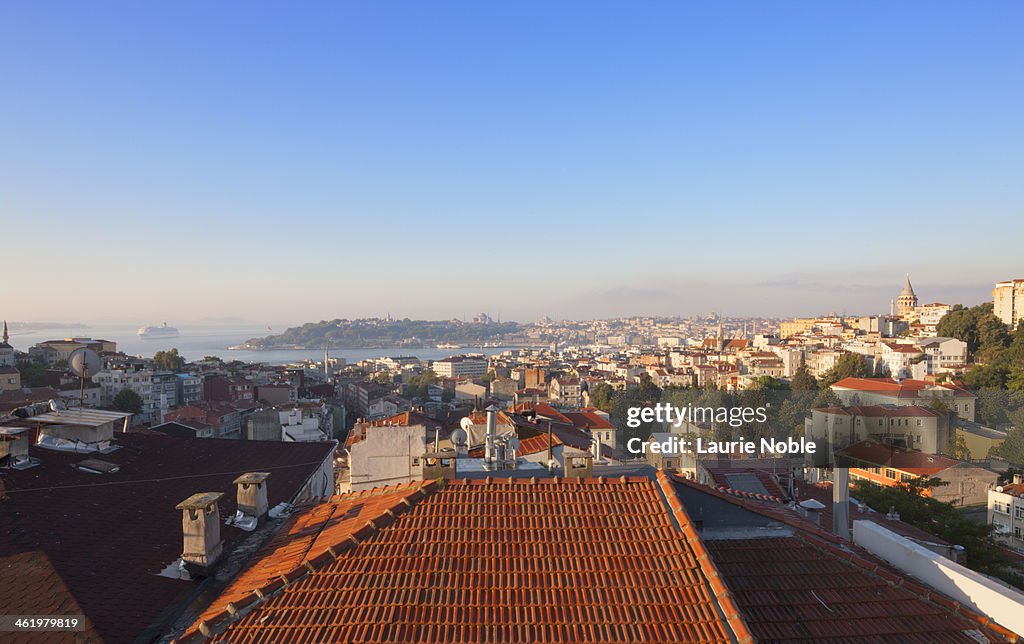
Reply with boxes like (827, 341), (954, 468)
(460, 416), (474, 432)
(67, 348), (102, 378)
(450, 428), (468, 447)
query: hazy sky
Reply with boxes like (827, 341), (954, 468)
(3, 2), (1022, 325)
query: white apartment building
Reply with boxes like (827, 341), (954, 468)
(989, 477), (1024, 552)
(431, 355), (488, 378)
(993, 279), (1024, 328)
(915, 303), (952, 327)
(918, 337), (968, 374)
(93, 368), (156, 421)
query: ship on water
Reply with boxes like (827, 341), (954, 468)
(137, 322), (179, 339)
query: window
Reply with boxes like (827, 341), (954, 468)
(1015, 507), (1024, 520)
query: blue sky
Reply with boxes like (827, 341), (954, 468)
(3, 2), (1022, 324)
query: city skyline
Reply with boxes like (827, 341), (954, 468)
(4, 2), (1023, 322)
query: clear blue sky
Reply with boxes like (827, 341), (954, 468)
(3, 2), (1022, 324)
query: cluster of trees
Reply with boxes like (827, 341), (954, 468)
(852, 477), (1023, 590)
(932, 304), (1024, 462)
(405, 369), (439, 399)
(937, 304), (1024, 390)
(153, 348), (186, 372)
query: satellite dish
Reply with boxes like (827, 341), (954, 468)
(460, 417), (474, 432)
(68, 348), (102, 378)
(450, 428), (468, 446)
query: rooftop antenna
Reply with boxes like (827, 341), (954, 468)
(67, 347), (102, 409)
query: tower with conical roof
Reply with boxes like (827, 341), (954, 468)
(897, 275), (918, 318)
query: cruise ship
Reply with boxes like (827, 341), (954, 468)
(137, 323), (179, 339)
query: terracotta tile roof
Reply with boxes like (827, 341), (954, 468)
(182, 477), (752, 643)
(831, 377), (975, 398)
(183, 481), (434, 640)
(664, 473), (1016, 643)
(512, 401), (573, 425)
(0, 433), (336, 643)
(838, 440), (961, 475)
(563, 409), (615, 431)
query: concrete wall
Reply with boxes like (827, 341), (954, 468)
(853, 520), (1024, 636)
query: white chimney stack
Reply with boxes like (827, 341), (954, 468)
(176, 492), (224, 572)
(484, 406), (498, 463)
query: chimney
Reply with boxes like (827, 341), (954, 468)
(1014, 474), (1023, 486)
(832, 469), (851, 540)
(484, 405), (498, 463)
(234, 472), (270, 525)
(176, 492), (224, 572)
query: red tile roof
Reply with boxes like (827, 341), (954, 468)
(563, 409), (615, 431)
(831, 377), (975, 398)
(838, 440), (962, 475)
(182, 477), (753, 643)
(816, 405), (945, 418)
(184, 481), (434, 640)
(0, 433), (335, 643)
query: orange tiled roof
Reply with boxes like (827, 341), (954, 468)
(182, 477), (752, 643)
(184, 481), (435, 639)
(831, 377), (975, 398)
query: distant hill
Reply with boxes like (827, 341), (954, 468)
(239, 318), (524, 350)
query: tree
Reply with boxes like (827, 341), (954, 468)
(996, 408), (1024, 465)
(790, 364), (818, 392)
(112, 388), (143, 414)
(819, 352), (868, 388)
(589, 383), (616, 413)
(405, 369), (439, 399)
(153, 348), (186, 372)
(17, 359), (49, 387)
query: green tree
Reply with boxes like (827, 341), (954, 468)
(405, 369), (439, 398)
(819, 352), (869, 388)
(996, 408), (1024, 465)
(112, 388), (144, 414)
(589, 383), (616, 413)
(153, 348), (186, 372)
(17, 360), (49, 387)
(790, 364), (818, 392)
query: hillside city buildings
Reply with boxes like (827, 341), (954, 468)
(2, 275), (1024, 641)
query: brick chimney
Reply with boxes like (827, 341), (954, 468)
(176, 492), (224, 572)
(233, 472), (270, 524)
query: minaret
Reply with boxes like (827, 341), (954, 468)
(2, 320), (7, 344)
(324, 342), (330, 382)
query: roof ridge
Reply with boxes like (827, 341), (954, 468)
(179, 478), (443, 642)
(655, 470), (754, 644)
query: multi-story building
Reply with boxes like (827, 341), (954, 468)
(93, 368), (155, 421)
(830, 377), (976, 421)
(989, 476), (1024, 552)
(431, 355), (487, 378)
(808, 405), (951, 461)
(177, 373), (204, 405)
(549, 376), (582, 407)
(993, 279), (1024, 328)
(203, 374), (255, 405)
(151, 373), (180, 422)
